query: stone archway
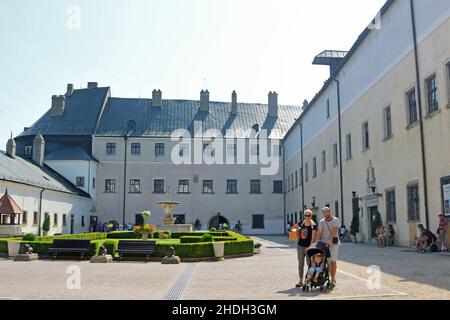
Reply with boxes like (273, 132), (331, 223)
(208, 213), (229, 230)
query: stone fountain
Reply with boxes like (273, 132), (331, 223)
(156, 188), (192, 233)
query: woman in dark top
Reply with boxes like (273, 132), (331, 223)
(295, 209), (317, 287)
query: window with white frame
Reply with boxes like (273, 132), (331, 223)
(178, 180), (190, 193)
(346, 134), (352, 160)
(407, 89), (418, 125)
(362, 122), (369, 150)
(203, 180), (213, 193)
(322, 151), (326, 172)
(333, 143), (339, 166)
(426, 74), (439, 114)
(313, 157), (317, 178)
(155, 143), (165, 156)
(129, 179), (141, 193)
(383, 105), (393, 139)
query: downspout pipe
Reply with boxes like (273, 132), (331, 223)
(410, 0), (430, 229)
(334, 79), (345, 225)
(38, 188), (45, 236)
(282, 142), (287, 235)
(122, 135), (128, 229)
(300, 123), (305, 215)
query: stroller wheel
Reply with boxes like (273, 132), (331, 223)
(326, 282), (331, 289)
(320, 286), (324, 292)
(302, 285), (306, 292)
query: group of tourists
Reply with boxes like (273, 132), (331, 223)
(292, 207), (340, 289)
(415, 214), (448, 253)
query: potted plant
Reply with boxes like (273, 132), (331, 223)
(142, 210), (151, 225)
(202, 234), (224, 261)
(7, 240), (21, 258)
(133, 224), (156, 240)
(42, 215), (51, 236)
(350, 214), (360, 243)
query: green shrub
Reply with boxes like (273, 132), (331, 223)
(37, 232), (107, 242)
(224, 240), (254, 255)
(19, 241), (52, 255)
(42, 215), (51, 233)
(201, 233), (213, 242)
(350, 214), (360, 235)
(209, 227), (217, 232)
(171, 232), (205, 239)
(213, 237), (237, 242)
(107, 231), (140, 239)
(153, 243), (215, 258)
(180, 236), (203, 244)
(22, 233), (36, 242)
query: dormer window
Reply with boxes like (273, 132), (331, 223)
(25, 145), (32, 155)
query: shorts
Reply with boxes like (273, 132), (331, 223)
(308, 267), (323, 277)
(328, 243), (339, 262)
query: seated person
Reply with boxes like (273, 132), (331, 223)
(376, 226), (386, 247)
(307, 253), (325, 284)
(339, 225), (347, 241)
(416, 224), (436, 253)
(387, 225), (395, 246)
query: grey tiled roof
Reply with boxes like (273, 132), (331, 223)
(96, 98), (301, 139)
(46, 146), (97, 161)
(0, 151), (90, 197)
(19, 87), (110, 137)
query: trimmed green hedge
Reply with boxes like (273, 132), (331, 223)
(107, 231), (141, 239)
(171, 231), (229, 239)
(180, 236), (203, 244)
(1, 230), (253, 258)
(37, 232), (107, 242)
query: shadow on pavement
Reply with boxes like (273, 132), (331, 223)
(253, 235), (450, 293)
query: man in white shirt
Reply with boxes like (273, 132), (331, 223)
(316, 207), (340, 288)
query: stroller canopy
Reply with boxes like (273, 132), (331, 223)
(306, 242), (330, 258)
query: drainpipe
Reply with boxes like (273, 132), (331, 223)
(122, 136), (128, 229)
(334, 79), (345, 225)
(282, 143), (287, 235)
(300, 123), (305, 216)
(38, 188), (45, 236)
(410, 0), (430, 229)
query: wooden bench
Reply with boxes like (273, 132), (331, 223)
(116, 240), (156, 262)
(48, 239), (91, 260)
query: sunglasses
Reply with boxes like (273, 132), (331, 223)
(304, 215), (312, 218)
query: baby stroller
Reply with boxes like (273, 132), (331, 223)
(302, 242), (332, 292)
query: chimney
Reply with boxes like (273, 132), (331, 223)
(50, 95), (66, 117)
(87, 82), (98, 89)
(152, 89), (162, 107)
(6, 137), (16, 158)
(66, 83), (74, 96)
(200, 90), (210, 112)
(32, 134), (45, 167)
(302, 99), (309, 110)
(231, 91), (237, 115)
(268, 91), (278, 117)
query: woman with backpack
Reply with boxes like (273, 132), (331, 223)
(294, 209), (317, 288)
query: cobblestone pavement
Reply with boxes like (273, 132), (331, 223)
(0, 236), (449, 300)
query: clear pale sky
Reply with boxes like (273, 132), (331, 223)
(0, 0), (385, 148)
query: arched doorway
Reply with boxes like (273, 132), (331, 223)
(208, 213), (229, 230)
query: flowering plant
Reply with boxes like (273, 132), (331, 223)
(133, 224), (156, 235)
(142, 210), (152, 217)
(160, 231), (171, 239)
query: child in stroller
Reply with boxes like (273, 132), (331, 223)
(303, 242), (331, 292)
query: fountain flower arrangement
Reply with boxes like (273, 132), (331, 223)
(133, 224), (156, 240)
